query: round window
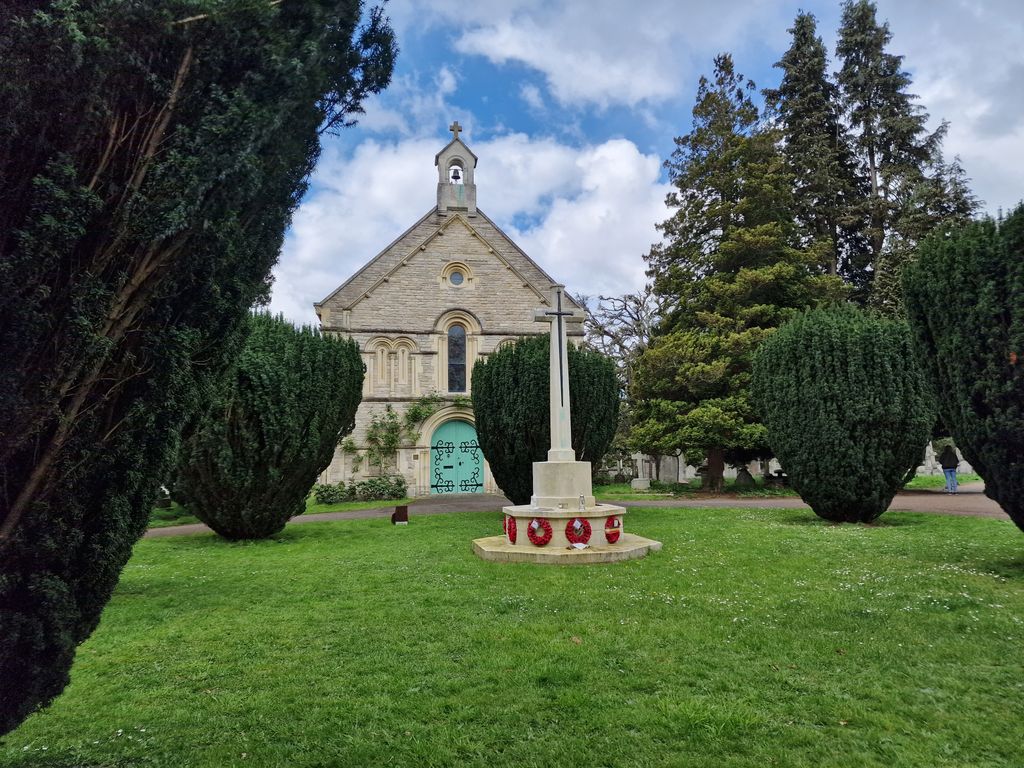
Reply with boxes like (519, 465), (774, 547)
(449, 270), (464, 286)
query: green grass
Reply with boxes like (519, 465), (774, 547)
(596, 478), (800, 500)
(301, 495), (412, 516)
(148, 496), (412, 529)
(5, 507), (1023, 767)
(904, 473), (983, 491)
(593, 482), (675, 500)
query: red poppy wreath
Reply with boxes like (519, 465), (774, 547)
(604, 516), (622, 544)
(527, 517), (553, 546)
(565, 517), (592, 545)
(504, 515), (517, 544)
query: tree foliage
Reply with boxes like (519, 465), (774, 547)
(904, 206), (1024, 531)
(637, 54), (845, 490)
(471, 335), (619, 504)
(835, 0), (958, 313)
(765, 11), (868, 288)
(753, 305), (934, 522)
(0, 0), (394, 734)
(177, 314), (363, 540)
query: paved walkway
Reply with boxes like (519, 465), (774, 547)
(144, 482), (1007, 538)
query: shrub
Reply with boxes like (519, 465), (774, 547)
(350, 475), (407, 501)
(471, 335), (620, 504)
(177, 314), (363, 539)
(313, 483), (348, 506)
(752, 305), (934, 522)
(904, 207), (1024, 531)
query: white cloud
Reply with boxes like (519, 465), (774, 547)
(874, 0), (1024, 214)
(269, 134), (669, 323)
(519, 82), (544, 111)
(405, 0), (790, 109)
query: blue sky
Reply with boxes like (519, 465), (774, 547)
(269, 0), (1024, 323)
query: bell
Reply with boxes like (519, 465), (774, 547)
(450, 167), (461, 182)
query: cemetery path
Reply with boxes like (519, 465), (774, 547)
(145, 483), (1008, 538)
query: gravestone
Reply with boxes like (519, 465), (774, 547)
(630, 451), (651, 490)
(473, 285), (662, 564)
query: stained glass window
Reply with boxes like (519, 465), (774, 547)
(448, 324), (466, 392)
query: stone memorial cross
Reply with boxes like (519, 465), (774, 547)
(534, 284), (584, 462)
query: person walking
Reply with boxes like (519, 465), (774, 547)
(938, 444), (960, 494)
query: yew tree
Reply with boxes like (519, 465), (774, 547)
(0, 0), (394, 734)
(471, 335), (619, 504)
(904, 207), (1024, 531)
(177, 314), (364, 540)
(753, 305), (933, 522)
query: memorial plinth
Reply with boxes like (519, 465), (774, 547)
(473, 284), (661, 565)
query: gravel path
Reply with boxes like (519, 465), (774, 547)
(144, 482), (1007, 538)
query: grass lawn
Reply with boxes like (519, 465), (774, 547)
(595, 479), (799, 500)
(904, 473), (983, 491)
(148, 496), (413, 529)
(5, 507), (1023, 767)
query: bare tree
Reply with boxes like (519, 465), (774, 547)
(580, 286), (666, 395)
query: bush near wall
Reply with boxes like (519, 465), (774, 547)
(313, 476), (407, 505)
(753, 305), (934, 522)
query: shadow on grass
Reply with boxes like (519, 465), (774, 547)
(774, 510), (928, 528)
(979, 556), (1024, 579)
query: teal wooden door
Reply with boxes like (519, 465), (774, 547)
(430, 420), (483, 494)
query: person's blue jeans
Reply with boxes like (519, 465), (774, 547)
(943, 468), (958, 493)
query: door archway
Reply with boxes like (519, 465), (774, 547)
(430, 420), (483, 494)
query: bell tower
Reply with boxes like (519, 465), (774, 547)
(435, 120), (478, 216)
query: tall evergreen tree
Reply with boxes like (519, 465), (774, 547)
(638, 54), (845, 491)
(904, 206), (1024, 532)
(765, 12), (868, 291)
(836, 0), (947, 312)
(0, 0), (394, 734)
(177, 314), (364, 540)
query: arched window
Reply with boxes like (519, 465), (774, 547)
(447, 324), (467, 392)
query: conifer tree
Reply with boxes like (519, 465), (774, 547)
(0, 0), (394, 734)
(904, 206), (1024, 531)
(766, 12), (869, 292)
(836, 0), (948, 312)
(753, 305), (933, 523)
(638, 54), (845, 491)
(177, 314), (364, 540)
(472, 335), (619, 504)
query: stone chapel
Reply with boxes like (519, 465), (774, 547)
(315, 122), (585, 496)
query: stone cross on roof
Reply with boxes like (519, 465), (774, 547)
(449, 120), (462, 140)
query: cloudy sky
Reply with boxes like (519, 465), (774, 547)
(269, 0), (1024, 324)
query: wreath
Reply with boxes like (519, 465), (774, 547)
(527, 517), (553, 547)
(565, 517), (592, 545)
(604, 516), (622, 544)
(505, 515), (517, 544)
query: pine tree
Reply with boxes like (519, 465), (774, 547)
(637, 54), (845, 491)
(836, 0), (947, 312)
(0, 1), (394, 734)
(177, 314), (364, 540)
(765, 12), (869, 291)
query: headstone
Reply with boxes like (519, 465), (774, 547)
(734, 466), (755, 488)
(391, 505), (409, 525)
(630, 451), (650, 490)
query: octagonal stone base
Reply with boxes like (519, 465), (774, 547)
(473, 532), (662, 564)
